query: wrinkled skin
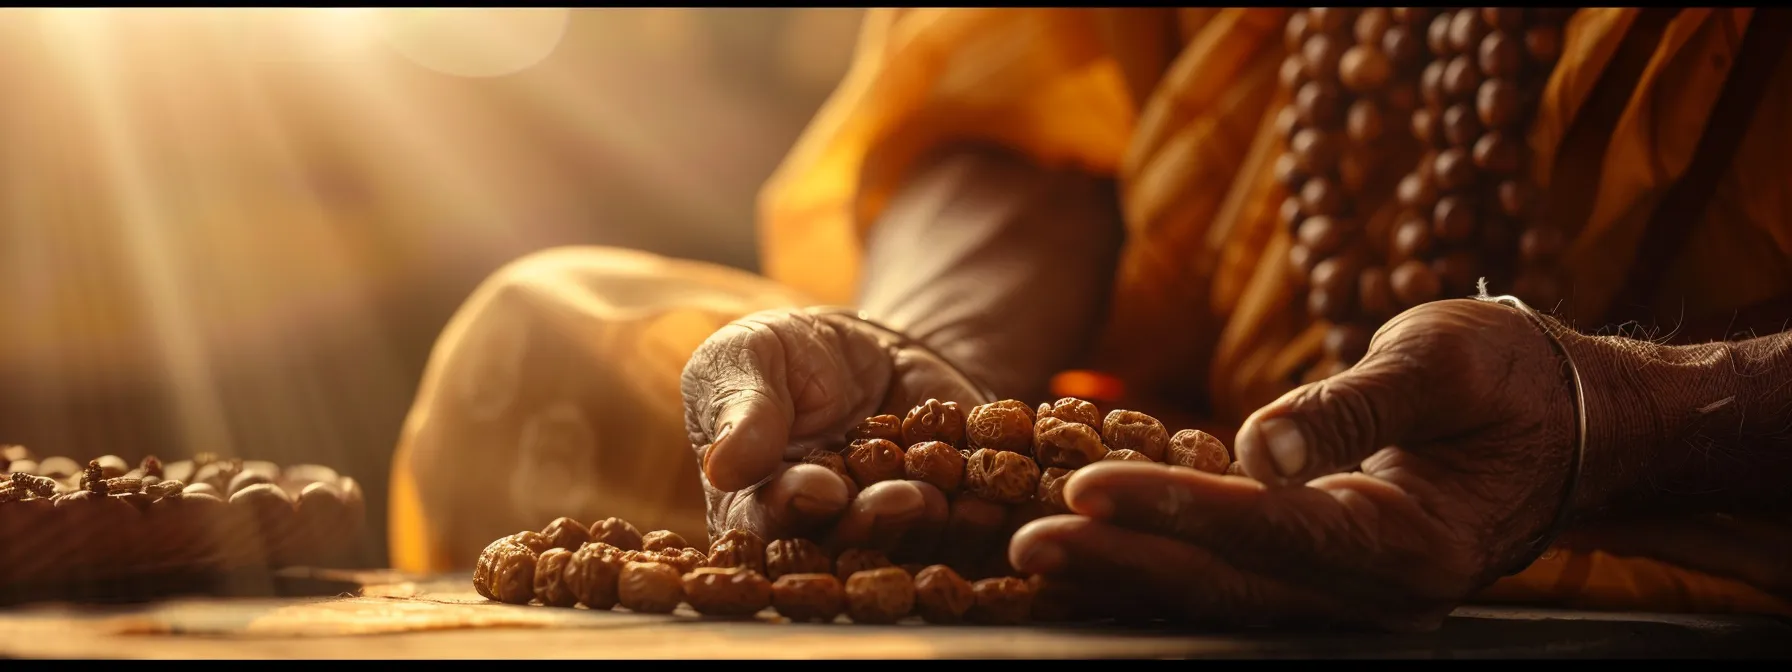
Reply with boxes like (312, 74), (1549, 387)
(681, 309), (1012, 556)
(1010, 299), (1580, 631)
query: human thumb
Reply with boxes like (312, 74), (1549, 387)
(1234, 355), (1424, 487)
(702, 389), (794, 492)
(681, 323), (795, 493)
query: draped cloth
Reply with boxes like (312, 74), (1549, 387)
(757, 7), (1792, 614)
(387, 8), (1790, 615)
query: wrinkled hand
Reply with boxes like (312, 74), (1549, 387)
(1011, 299), (1578, 631)
(681, 308), (1000, 557)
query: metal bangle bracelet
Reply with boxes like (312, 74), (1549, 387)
(1475, 290), (1589, 576)
(804, 306), (1000, 405)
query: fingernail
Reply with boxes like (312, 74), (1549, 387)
(1260, 418), (1307, 479)
(701, 424), (735, 481)
(1017, 541), (1066, 574)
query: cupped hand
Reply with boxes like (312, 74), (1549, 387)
(1009, 298), (1580, 630)
(680, 308), (995, 555)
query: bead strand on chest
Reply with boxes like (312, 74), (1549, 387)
(1279, 7), (1436, 376)
(1280, 7), (1577, 378)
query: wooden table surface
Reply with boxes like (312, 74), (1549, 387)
(1, 571), (1788, 659)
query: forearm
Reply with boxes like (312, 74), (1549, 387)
(1563, 327), (1792, 521)
(853, 143), (1124, 400)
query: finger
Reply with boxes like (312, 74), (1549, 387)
(1063, 460), (1469, 603)
(1009, 516), (1379, 629)
(722, 463), (852, 541)
(1062, 461), (1262, 522)
(701, 388), (790, 492)
(1234, 350), (1429, 487)
(822, 480), (940, 553)
(682, 321), (795, 492)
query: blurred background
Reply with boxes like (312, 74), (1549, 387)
(0, 8), (864, 564)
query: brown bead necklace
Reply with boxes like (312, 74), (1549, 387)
(1279, 7), (1576, 376)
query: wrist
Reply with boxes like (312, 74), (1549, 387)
(1553, 329), (1740, 521)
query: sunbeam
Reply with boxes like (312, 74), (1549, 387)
(36, 9), (240, 456)
(0, 7), (857, 570)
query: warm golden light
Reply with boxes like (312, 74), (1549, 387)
(375, 8), (572, 78)
(31, 8), (571, 77)
(0, 7), (860, 564)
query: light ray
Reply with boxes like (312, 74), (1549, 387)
(36, 9), (239, 455)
